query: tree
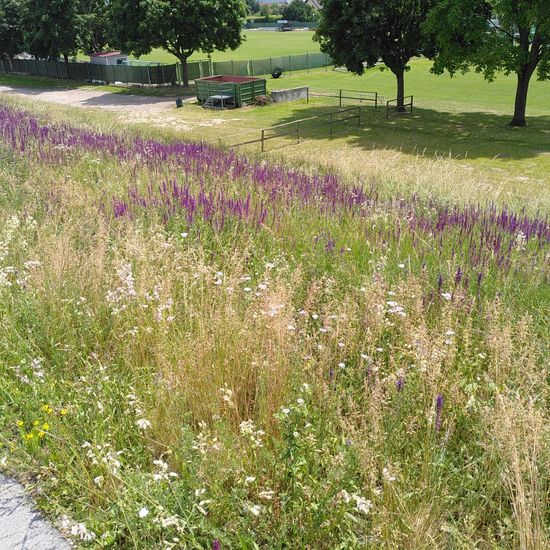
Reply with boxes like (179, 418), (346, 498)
(426, 1), (550, 127)
(79, 0), (110, 54)
(0, 0), (24, 58)
(109, 0), (246, 87)
(282, 0), (317, 22)
(22, 0), (83, 62)
(315, 0), (433, 110)
(245, 0), (260, 14)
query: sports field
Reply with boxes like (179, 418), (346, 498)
(138, 31), (320, 62)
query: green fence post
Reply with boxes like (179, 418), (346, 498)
(289, 55), (292, 76)
(329, 113), (333, 136)
(306, 52), (309, 74)
(270, 57), (273, 75)
(250, 59), (255, 77)
(231, 60), (235, 75)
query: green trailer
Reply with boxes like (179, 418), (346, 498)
(195, 75), (267, 108)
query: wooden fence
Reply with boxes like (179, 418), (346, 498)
(308, 89), (378, 108)
(213, 106), (364, 153)
(386, 95), (414, 118)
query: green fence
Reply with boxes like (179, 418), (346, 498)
(0, 58), (177, 86)
(188, 52), (331, 79)
(0, 52), (331, 87)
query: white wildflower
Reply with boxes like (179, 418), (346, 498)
(136, 418), (151, 430)
(138, 507), (149, 518)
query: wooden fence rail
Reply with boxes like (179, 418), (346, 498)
(308, 89), (378, 108)
(386, 95), (414, 118)
(225, 106), (364, 152)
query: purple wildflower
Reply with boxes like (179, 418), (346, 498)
(435, 394), (444, 432)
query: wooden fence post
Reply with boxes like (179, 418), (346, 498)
(339, 89), (342, 107)
(358, 106), (361, 127)
(329, 113), (333, 136)
(296, 121), (301, 143)
(261, 129), (265, 152)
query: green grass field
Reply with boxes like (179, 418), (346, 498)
(108, 31), (320, 63)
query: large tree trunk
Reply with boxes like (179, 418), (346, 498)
(63, 53), (69, 64)
(178, 56), (189, 88)
(509, 69), (533, 127)
(395, 69), (406, 112)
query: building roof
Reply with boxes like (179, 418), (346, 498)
(305, 0), (322, 9)
(90, 51), (126, 58)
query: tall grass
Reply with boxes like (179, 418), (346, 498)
(0, 99), (548, 548)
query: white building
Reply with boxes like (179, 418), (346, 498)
(89, 51), (128, 66)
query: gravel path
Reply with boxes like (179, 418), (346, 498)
(0, 84), (176, 114)
(0, 84), (226, 131)
(0, 475), (70, 550)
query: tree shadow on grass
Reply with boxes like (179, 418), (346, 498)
(266, 103), (550, 161)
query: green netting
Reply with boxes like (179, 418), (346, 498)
(250, 58), (272, 76)
(187, 62), (202, 81)
(213, 60), (233, 75)
(233, 60), (250, 76)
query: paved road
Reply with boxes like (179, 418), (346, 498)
(0, 475), (70, 550)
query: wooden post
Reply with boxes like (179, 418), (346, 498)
(329, 113), (333, 136)
(261, 129), (265, 152)
(339, 89), (342, 107)
(358, 106), (361, 127)
(306, 87), (309, 103)
(296, 121), (300, 143)
(306, 52), (309, 75)
(410, 96), (414, 114)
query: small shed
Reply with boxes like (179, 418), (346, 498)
(195, 75), (267, 108)
(90, 51), (128, 66)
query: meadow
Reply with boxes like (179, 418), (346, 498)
(0, 53), (549, 548)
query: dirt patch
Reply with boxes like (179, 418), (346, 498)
(0, 84), (231, 132)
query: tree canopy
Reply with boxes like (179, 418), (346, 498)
(79, 0), (110, 54)
(21, 0), (83, 62)
(426, 0), (550, 126)
(0, 0), (24, 58)
(315, 0), (433, 109)
(108, 0), (246, 86)
(245, 0), (260, 14)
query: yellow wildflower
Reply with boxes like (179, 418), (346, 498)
(42, 423), (50, 431)
(16, 420), (24, 427)
(38, 431), (45, 438)
(41, 404), (54, 414)
(32, 420), (39, 427)
(60, 408), (68, 416)
(24, 433), (34, 441)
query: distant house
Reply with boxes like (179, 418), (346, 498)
(89, 51), (128, 66)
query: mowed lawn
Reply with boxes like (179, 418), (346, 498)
(136, 31), (320, 63)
